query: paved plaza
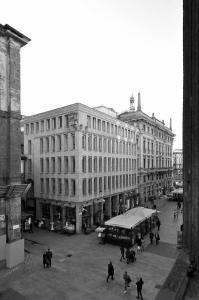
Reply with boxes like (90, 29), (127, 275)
(0, 200), (181, 300)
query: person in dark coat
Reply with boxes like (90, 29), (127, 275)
(136, 277), (144, 299)
(125, 248), (130, 264)
(43, 252), (47, 268)
(120, 246), (125, 261)
(156, 218), (161, 231)
(149, 231), (154, 244)
(46, 248), (53, 267)
(106, 261), (114, 282)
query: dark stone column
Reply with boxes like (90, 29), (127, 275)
(183, 1), (199, 266)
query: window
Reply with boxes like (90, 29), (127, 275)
(64, 156), (69, 173)
(64, 179), (69, 195)
(52, 117), (56, 129)
(28, 140), (31, 154)
(88, 156), (92, 172)
(97, 119), (101, 130)
(45, 137), (49, 152)
(115, 125), (117, 135)
(46, 178), (49, 194)
(116, 158), (118, 171)
(99, 137), (102, 152)
(71, 179), (76, 196)
(102, 121), (105, 131)
(94, 178), (97, 193)
(51, 157), (55, 173)
(116, 176), (118, 188)
(104, 157), (107, 172)
(41, 120), (44, 132)
(64, 134), (68, 151)
(36, 122), (39, 133)
(65, 115), (69, 127)
(46, 119), (50, 130)
(31, 123), (34, 134)
(87, 115), (91, 128)
(93, 117), (96, 129)
(58, 179), (62, 194)
(40, 178), (44, 193)
(123, 158), (125, 171)
(104, 176), (107, 191)
(88, 178), (92, 194)
(108, 176), (111, 190)
(88, 135), (92, 151)
(112, 158), (115, 171)
(93, 136), (97, 151)
(40, 138), (43, 153)
(94, 157), (97, 172)
(57, 157), (62, 173)
(71, 134), (75, 150)
(107, 122), (110, 133)
(51, 178), (56, 194)
(82, 156), (86, 173)
(58, 116), (62, 128)
(82, 179), (87, 195)
(71, 156), (75, 173)
(82, 135), (86, 150)
(103, 138), (107, 152)
(112, 176), (115, 189)
(99, 177), (102, 193)
(108, 139), (111, 153)
(111, 124), (114, 134)
(51, 136), (55, 152)
(26, 124), (29, 134)
(57, 135), (62, 151)
(108, 158), (111, 172)
(112, 140), (115, 153)
(46, 158), (49, 173)
(40, 158), (44, 173)
(99, 157), (102, 172)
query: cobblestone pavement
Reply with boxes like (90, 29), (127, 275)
(0, 199), (181, 300)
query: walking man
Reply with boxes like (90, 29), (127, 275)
(43, 252), (47, 268)
(136, 277), (144, 299)
(46, 248), (53, 267)
(125, 248), (130, 264)
(155, 232), (160, 245)
(120, 246), (125, 261)
(123, 271), (131, 293)
(156, 218), (161, 231)
(106, 261), (114, 282)
(149, 231), (154, 244)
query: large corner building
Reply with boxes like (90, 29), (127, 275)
(22, 104), (139, 233)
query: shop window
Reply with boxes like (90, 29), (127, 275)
(42, 203), (50, 219)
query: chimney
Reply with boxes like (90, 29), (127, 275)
(137, 91), (142, 111)
(170, 118), (172, 130)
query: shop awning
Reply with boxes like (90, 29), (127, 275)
(104, 206), (157, 230)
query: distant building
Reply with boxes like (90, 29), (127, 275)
(173, 149), (183, 187)
(22, 103), (139, 233)
(118, 92), (175, 205)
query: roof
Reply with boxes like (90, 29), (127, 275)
(104, 206), (157, 229)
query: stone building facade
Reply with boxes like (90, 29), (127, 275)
(173, 149), (183, 187)
(118, 93), (175, 205)
(0, 24), (30, 268)
(22, 103), (139, 233)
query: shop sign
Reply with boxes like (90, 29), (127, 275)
(0, 215), (5, 221)
(13, 224), (20, 230)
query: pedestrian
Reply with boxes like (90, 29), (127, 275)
(156, 218), (161, 231)
(136, 277), (144, 299)
(155, 232), (160, 245)
(125, 248), (130, 264)
(46, 248), (53, 267)
(29, 221), (33, 233)
(106, 261), (114, 282)
(137, 236), (142, 253)
(43, 252), (47, 268)
(141, 237), (145, 252)
(123, 271), (131, 293)
(120, 246), (125, 262)
(149, 231), (154, 244)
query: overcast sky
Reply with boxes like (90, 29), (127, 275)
(1, 0), (182, 148)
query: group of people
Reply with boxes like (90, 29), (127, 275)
(106, 261), (144, 298)
(149, 231), (160, 245)
(43, 248), (53, 268)
(120, 246), (136, 264)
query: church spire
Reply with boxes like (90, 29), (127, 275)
(129, 93), (135, 111)
(137, 91), (142, 111)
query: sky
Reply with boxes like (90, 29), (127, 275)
(1, 0), (183, 148)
